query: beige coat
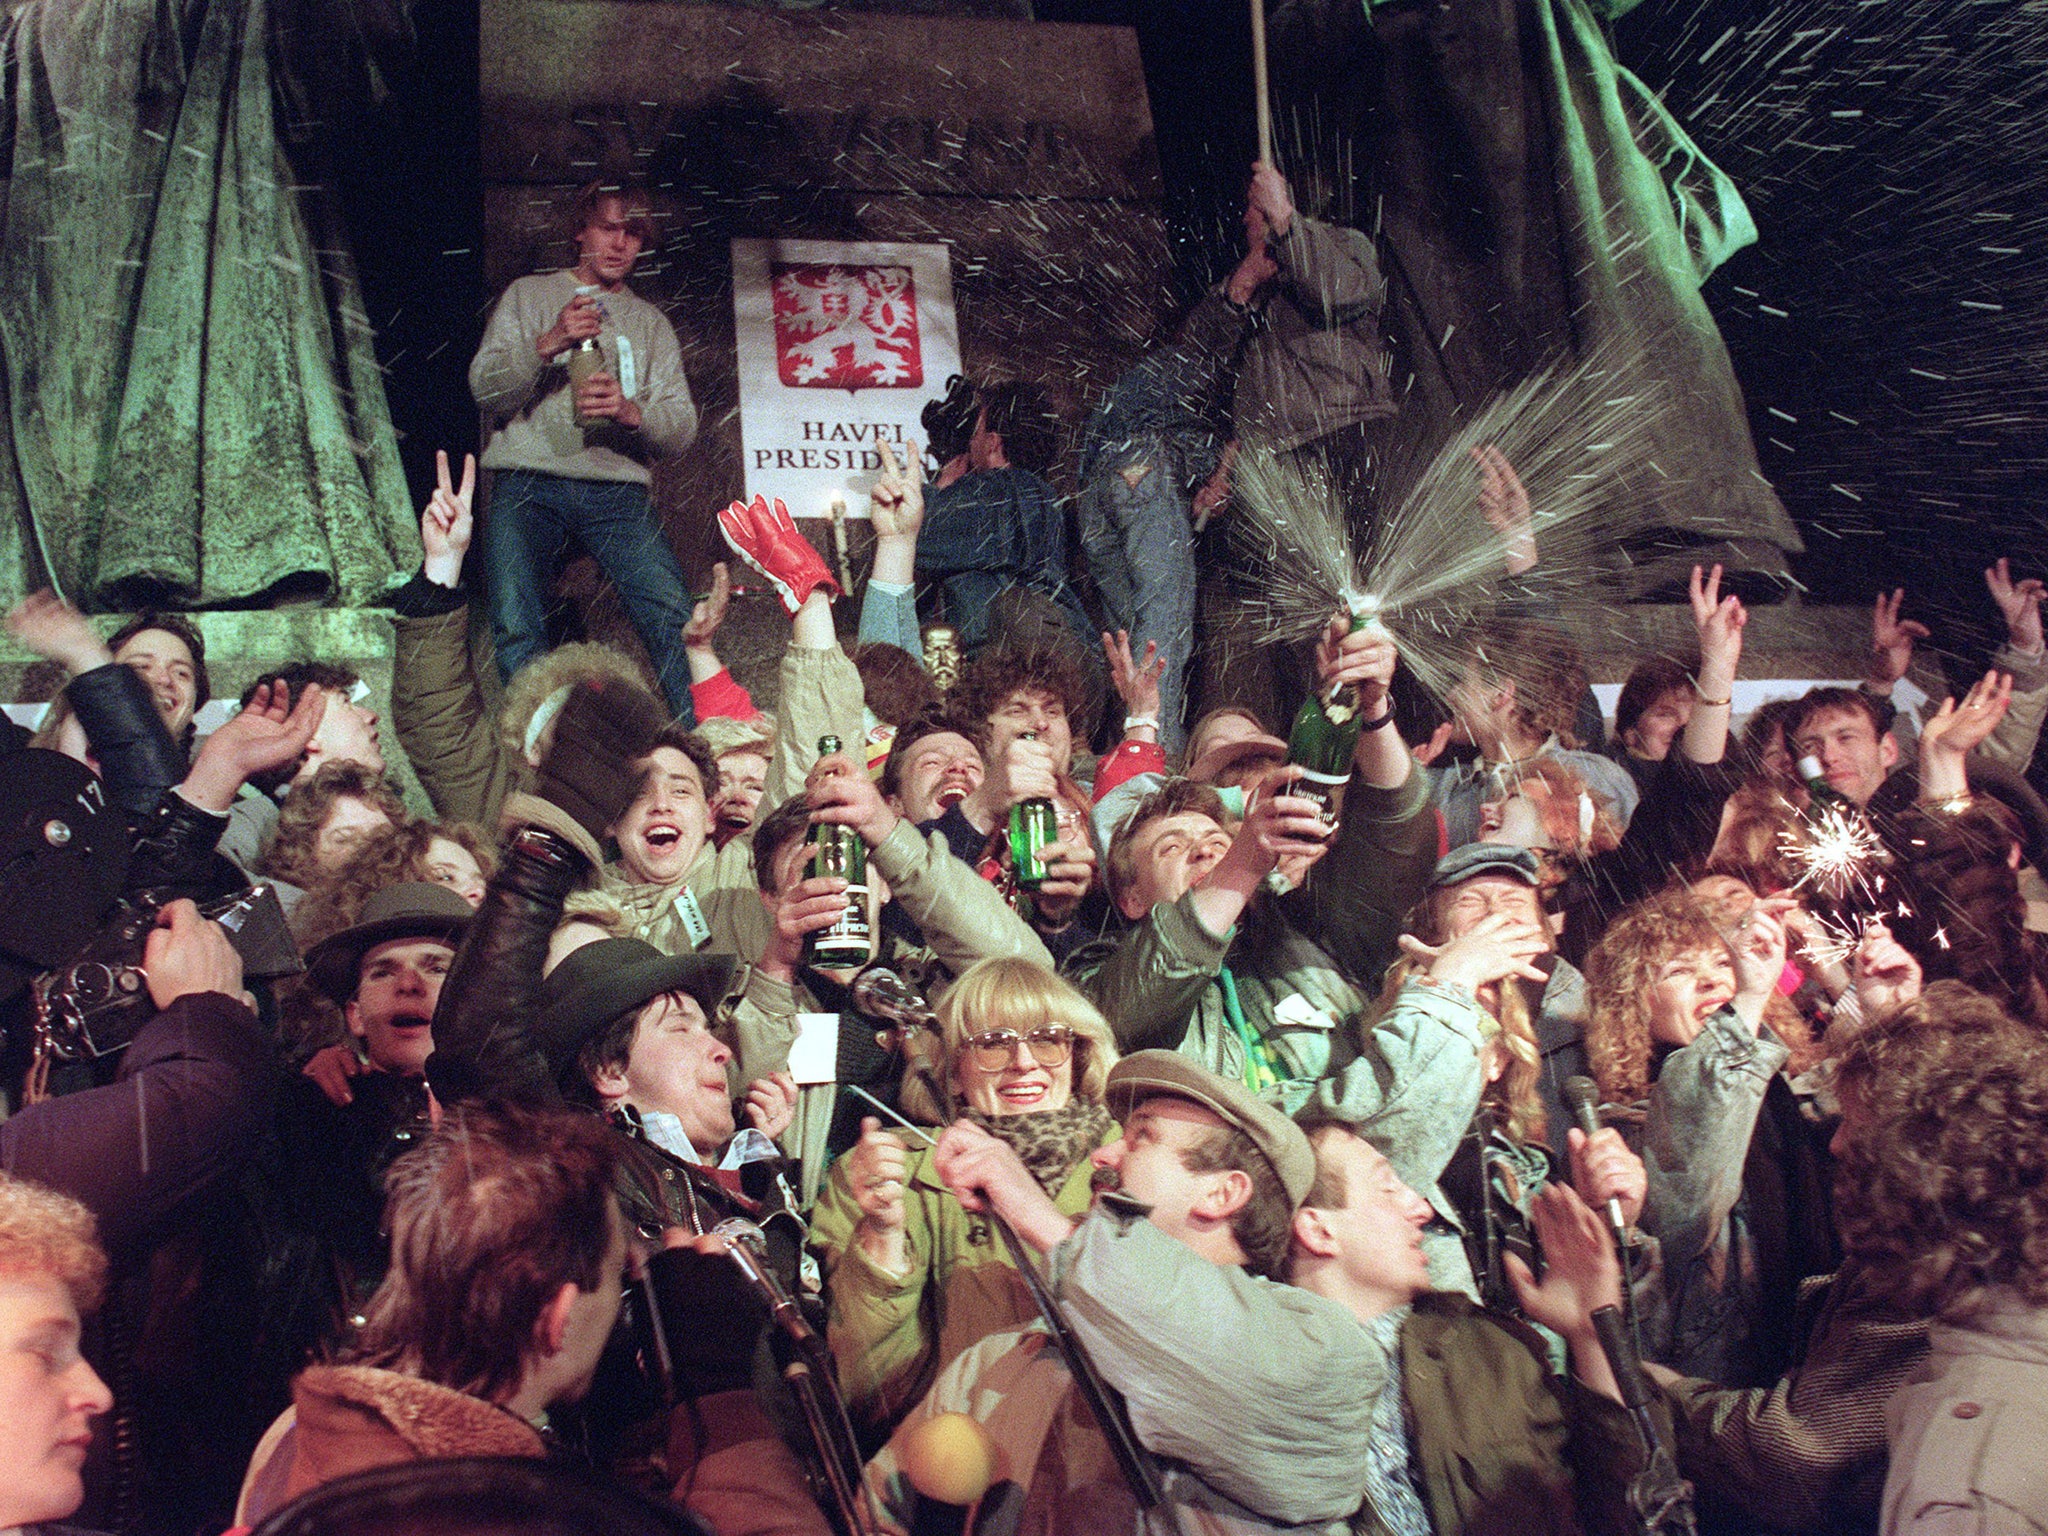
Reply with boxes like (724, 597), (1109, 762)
(1884, 1293), (2048, 1536)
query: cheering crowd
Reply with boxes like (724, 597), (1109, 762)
(3, 170), (2047, 1536)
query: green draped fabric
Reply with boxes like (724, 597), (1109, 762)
(1276, 0), (1805, 571)
(0, 0), (415, 608)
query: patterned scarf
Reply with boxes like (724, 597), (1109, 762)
(964, 1098), (1116, 1196)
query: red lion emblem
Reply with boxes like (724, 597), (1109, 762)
(771, 263), (923, 390)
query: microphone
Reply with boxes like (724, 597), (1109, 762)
(711, 1217), (817, 1349)
(1561, 1074), (1631, 1252)
(899, 1411), (1000, 1536)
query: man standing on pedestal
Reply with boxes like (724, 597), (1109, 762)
(469, 182), (700, 721)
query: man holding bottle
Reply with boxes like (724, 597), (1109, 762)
(469, 181), (701, 718)
(1071, 611), (1438, 1104)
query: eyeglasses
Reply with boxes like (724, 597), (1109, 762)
(961, 1025), (1075, 1071)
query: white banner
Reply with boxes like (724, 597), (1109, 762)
(731, 238), (961, 520)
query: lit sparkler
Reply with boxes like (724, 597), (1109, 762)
(1779, 801), (1888, 905)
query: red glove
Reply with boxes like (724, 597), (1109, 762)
(718, 494), (841, 616)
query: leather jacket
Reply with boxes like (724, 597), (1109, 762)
(65, 662), (187, 820)
(125, 785), (244, 902)
(426, 806), (803, 1265)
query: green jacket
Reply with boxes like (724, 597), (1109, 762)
(1067, 767), (1436, 1106)
(809, 1130), (1110, 1436)
(391, 601), (518, 828)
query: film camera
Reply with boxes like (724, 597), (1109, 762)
(2, 745), (300, 1065)
(33, 883), (301, 1062)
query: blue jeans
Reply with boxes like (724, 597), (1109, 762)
(479, 468), (695, 722)
(1078, 436), (1196, 757)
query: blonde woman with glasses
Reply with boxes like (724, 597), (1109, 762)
(808, 956), (1119, 1440)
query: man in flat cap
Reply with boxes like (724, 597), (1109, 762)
(865, 1050), (1372, 1532)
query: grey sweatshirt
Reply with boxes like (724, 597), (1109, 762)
(469, 269), (697, 483)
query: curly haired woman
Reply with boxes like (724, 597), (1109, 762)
(1583, 888), (1839, 1388)
(1831, 989), (2048, 1535)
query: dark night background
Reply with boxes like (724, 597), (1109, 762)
(335, 0), (2048, 683)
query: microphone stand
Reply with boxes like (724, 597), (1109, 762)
(986, 1206), (1164, 1509)
(1590, 1306), (1697, 1536)
(712, 1219), (879, 1536)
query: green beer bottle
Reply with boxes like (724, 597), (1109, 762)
(1795, 753), (1857, 816)
(566, 285), (606, 432)
(805, 735), (872, 968)
(1008, 729), (1060, 890)
(1285, 594), (1383, 825)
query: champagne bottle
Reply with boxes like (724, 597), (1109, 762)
(1284, 594), (1383, 825)
(805, 735), (872, 968)
(1008, 729), (1059, 890)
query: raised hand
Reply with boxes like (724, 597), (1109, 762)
(718, 494), (840, 616)
(1314, 605), (1397, 716)
(682, 562), (733, 651)
(990, 732), (1058, 812)
(806, 747), (901, 847)
(420, 450), (476, 587)
(1472, 445), (1537, 576)
(1103, 630), (1165, 728)
(1246, 161), (1295, 239)
(1400, 910), (1550, 992)
(1868, 588), (1929, 690)
(1724, 894), (1794, 1027)
(1986, 558), (2046, 654)
(1412, 721), (1456, 768)
(1921, 669), (2014, 762)
(179, 681), (327, 812)
(1690, 562), (1747, 676)
(1850, 919), (1923, 1020)
(870, 438), (926, 541)
(5, 589), (113, 676)
(1505, 1184), (1626, 1401)
(1236, 763), (1335, 870)
(743, 1070), (798, 1141)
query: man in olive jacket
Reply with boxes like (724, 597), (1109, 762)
(1070, 608), (1438, 1105)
